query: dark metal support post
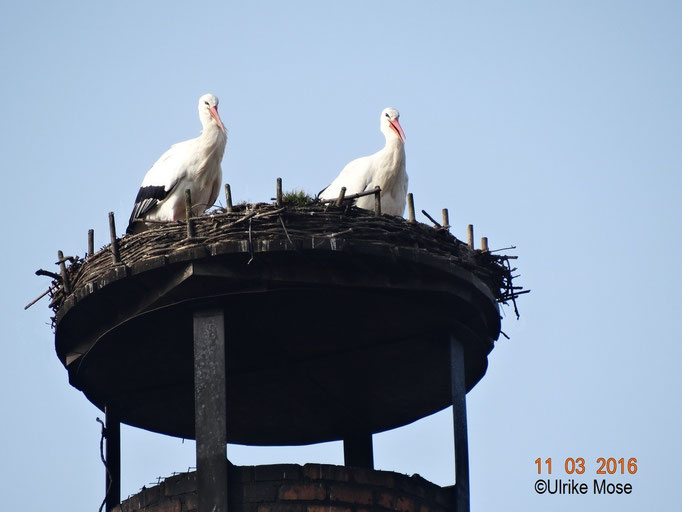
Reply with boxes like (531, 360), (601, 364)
(450, 336), (470, 512)
(194, 308), (228, 512)
(343, 432), (374, 468)
(105, 405), (120, 512)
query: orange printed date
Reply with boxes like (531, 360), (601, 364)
(535, 457), (638, 475)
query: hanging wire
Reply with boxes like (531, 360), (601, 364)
(96, 417), (112, 512)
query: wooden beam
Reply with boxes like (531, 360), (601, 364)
(108, 212), (120, 263)
(88, 229), (94, 258)
(466, 225), (474, 249)
(407, 193), (415, 223)
(57, 250), (71, 294)
(276, 178), (283, 207)
(224, 184), (233, 213)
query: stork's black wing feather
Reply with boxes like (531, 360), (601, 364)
(126, 185), (169, 234)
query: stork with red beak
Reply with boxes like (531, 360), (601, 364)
(126, 93), (227, 234)
(319, 107), (407, 216)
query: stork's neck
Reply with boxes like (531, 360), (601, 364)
(374, 135), (405, 170)
(382, 134), (405, 154)
(199, 124), (227, 153)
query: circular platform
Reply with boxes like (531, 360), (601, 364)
(53, 206), (502, 444)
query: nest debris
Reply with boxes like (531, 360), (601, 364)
(32, 202), (526, 325)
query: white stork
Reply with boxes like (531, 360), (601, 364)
(319, 107), (407, 216)
(126, 93), (227, 234)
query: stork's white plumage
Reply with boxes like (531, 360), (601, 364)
(126, 93), (227, 234)
(319, 107), (407, 216)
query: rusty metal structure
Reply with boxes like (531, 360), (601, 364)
(36, 186), (523, 512)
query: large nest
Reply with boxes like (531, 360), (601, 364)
(37, 203), (524, 323)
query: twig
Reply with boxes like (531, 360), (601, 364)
(421, 210), (441, 228)
(129, 218), (183, 226)
(55, 254), (75, 264)
(36, 269), (61, 280)
(322, 228), (354, 238)
(336, 187), (346, 207)
(247, 217), (254, 264)
(278, 215), (296, 249)
(505, 258), (520, 319)
(319, 188), (381, 204)
(205, 207), (285, 224)
(24, 287), (54, 310)
(489, 245), (516, 253)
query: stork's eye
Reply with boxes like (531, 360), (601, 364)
(204, 101), (210, 106)
(385, 113), (390, 118)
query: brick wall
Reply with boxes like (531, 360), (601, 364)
(114, 463), (453, 512)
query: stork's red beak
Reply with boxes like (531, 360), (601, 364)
(209, 106), (226, 133)
(389, 117), (406, 143)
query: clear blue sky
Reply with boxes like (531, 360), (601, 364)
(1, 1), (680, 510)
